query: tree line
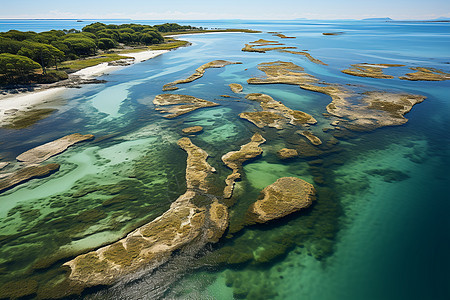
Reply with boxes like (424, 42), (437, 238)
(0, 22), (196, 85)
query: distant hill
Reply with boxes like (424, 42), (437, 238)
(430, 17), (450, 21)
(362, 17), (393, 21)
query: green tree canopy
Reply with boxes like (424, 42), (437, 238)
(1, 30), (37, 41)
(98, 38), (117, 50)
(62, 37), (96, 56)
(17, 41), (64, 70)
(0, 53), (42, 84)
(0, 38), (25, 54)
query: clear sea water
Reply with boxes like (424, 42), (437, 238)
(0, 19), (449, 299)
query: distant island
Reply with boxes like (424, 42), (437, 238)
(362, 17), (393, 21)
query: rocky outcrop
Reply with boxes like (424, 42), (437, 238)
(63, 138), (228, 287)
(182, 126), (203, 134)
(298, 130), (322, 146)
(322, 89), (427, 131)
(399, 67), (450, 81)
(278, 50), (327, 65)
(322, 32), (344, 35)
(16, 133), (94, 164)
(247, 61), (318, 86)
(222, 133), (266, 198)
(239, 93), (316, 129)
(247, 61), (427, 131)
(177, 137), (216, 192)
(0, 163), (60, 193)
(242, 39), (296, 53)
(0, 162), (8, 170)
(162, 60), (242, 91)
(229, 83), (243, 93)
(247, 177), (316, 223)
(271, 32), (296, 39)
(242, 41), (326, 66)
(250, 39), (280, 44)
(277, 148), (298, 159)
(153, 94), (218, 118)
(242, 43), (296, 53)
(341, 63), (405, 79)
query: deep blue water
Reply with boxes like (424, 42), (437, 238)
(0, 19), (449, 300)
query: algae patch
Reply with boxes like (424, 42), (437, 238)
(153, 94), (219, 118)
(162, 60), (242, 91)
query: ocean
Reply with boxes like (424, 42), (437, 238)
(0, 19), (449, 299)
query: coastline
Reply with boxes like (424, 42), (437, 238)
(0, 49), (168, 127)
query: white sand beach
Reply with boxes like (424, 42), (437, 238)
(0, 49), (168, 126)
(72, 50), (168, 79)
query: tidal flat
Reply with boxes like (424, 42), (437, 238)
(0, 20), (449, 300)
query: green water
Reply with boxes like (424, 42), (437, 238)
(0, 20), (449, 299)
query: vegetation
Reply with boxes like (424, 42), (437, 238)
(0, 53), (42, 84)
(60, 54), (132, 72)
(0, 22), (193, 85)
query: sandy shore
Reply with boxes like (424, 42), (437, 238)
(165, 32), (239, 38)
(0, 50), (168, 126)
(72, 50), (168, 79)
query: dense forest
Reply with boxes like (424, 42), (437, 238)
(0, 22), (196, 85)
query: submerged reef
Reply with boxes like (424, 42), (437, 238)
(243, 40), (325, 65)
(298, 130), (322, 146)
(0, 133), (93, 194)
(239, 93), (317, 129)
(277, 148), (299, 159)
(153, 94), (218, 118)
(3, 108), (56, 130)
(322, 89), (427, 131)
(63, 137), (228, 287)
(162, 60), (242, 91)
(229, 83), (244, 93)
(341, 63), (405, 79)
(199, 184), (340, 270)
(278, 50), (327, 65)
(399, 67), (450, 81)
(247, 177), (316, 224)
(16, 133), (94, 164)
(247, 61), (318, 86)
(222, 133), (266, 198)
(182, 125), (203, 134)
(322, 32), (345, 35)
(0, 163), (60, 193)
(248, 61), (426, 131)
(271, 32), (296, 39)
(242, 39), (296, 53)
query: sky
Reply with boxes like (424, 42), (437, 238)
(0, 0), (449, 20)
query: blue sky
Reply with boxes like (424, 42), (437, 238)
(0, 0), (449, 20)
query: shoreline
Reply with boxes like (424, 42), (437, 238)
(0, 49), (168, 127)
(0, 29), (257, 127)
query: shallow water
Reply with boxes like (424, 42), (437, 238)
(0, 20), (449, 299)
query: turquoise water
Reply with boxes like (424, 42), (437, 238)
(0, 20), (449, 299)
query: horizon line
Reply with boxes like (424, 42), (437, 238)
(0, 17), (449, 21)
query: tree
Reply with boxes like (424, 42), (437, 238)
(0, 38), (24, 54)
(98, 38), (117, 50)
(0, 53), (41, 84)
(82, 22), (106, 33)
(1, 30), (36, 41)
(63, 37), (97, 56)
(17, 41), (64, 72)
